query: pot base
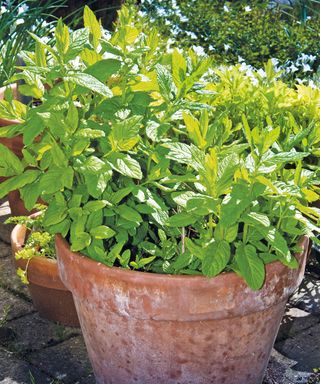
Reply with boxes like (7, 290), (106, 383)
(76, 298), (285, 384)
(29, 283), (79, 327)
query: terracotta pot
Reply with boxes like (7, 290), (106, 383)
(56, 234), (309, 384)
(11, 223), (79, 327)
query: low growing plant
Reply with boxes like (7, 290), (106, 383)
(0, 6), (319, 290)
(5, 208), (55, 283)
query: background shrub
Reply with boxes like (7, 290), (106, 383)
(139, 0), (320, 81)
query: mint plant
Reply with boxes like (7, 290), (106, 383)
(0, 6), (319, 290)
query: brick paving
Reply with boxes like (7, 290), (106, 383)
(0, 198), (319, 384)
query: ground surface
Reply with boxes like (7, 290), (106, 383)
(0, 198), (319, 384)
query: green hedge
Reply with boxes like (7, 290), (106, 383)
(139, 0), (320, 80)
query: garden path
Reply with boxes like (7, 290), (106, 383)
(0, 198), (319, 384)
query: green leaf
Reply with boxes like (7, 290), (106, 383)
(83, 200), (108, 212)
(90, 225), (116, 239)
(242, 212), (270, 228)
(117, 205), (142, 224)
(235, 243), (265, 290)
(167, 212), (197, 227)
(76, 129), (105, 139)
(71, 232), (91, 252)
(23, 115), (44, 146)
(108, 153), (142, 180)
(0, 170), (39, 199)
(264, 151), (309, 165)
(172, 48), (187, 88)
(20, 180), (41, 211)
(219, 183), (252, 227)
(66, 28), (90, 60)
(172, 251), (193, 272)
(0, 143), (24, 177)
(109, 116), (142, 151)
(55, 18), (70, 56)
(164, 142), (205, 172)
(42, 201), (67, 227)
(242, 114), (252, 147)
(156, 64), (175, 100)
(262, 127), (280, 154)
(185, 238), (205, 259)
(202, 240), (230, 277)
(183, 112), (206, 149)
(39, 167), (74, 194)
(85, 172), (111, 198)
(85, 59), (121, 82)
(84, 5), (101, 48)
(64, 73), (113, 97)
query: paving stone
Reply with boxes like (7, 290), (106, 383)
(263, 349), (313, 384)
(0, 287), (33, 322)
(0, 242), (11, 259)
(1, 312), (79, 354)
(277, 306), (320, 342)
(275, 322), (320, 372)
(290, 275), (320, 315)
(74, 373), (96, 384)
(28, 336), (92, 384)
(0, 347), (53, 384)
(0, 256), (30, 299)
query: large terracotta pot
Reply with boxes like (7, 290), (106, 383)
(56, 234), (309, 384)
(11, 223), (79, 327)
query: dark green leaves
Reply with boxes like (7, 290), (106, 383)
(85, 59), (121, 82)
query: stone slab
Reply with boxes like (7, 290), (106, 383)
(0, 312), (79, 354)
(275, 322), (320, 372)
(0, 287), (33, 322)
(28, 336), (92, 384)
(0, 242), (11, 259)
(277, 306), (320, 342)
(289, 275), (320, 315)
(0, 347), (53, 384)
(263, 349), (313, 384)
(74, 373), (96, 384)
(0, 256), (30, 299)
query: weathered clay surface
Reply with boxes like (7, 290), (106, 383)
(56, 235), (309, 384)
(11, 224), (79, 327)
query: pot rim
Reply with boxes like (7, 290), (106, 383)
(56, 233), (309, 284)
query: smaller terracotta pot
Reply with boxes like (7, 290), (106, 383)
(11, 222), (79, 327)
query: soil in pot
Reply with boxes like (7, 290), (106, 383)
(11, 224), (79, 327)
(56, 235), (309, 384)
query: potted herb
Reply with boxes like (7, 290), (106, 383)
(6, 210), (79, 327)
(0, 6), (319, 383)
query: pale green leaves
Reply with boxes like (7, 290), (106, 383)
(55, 18), (70, 56)
(0, 170), (40, 199)
(64, 73), (113, 97)
(84, 5), (102, 48)
(0, 143), (23, 177)
(235, 243), (265, 290)
(108, 153), (143, 180)
(202, 240), (231, 277)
